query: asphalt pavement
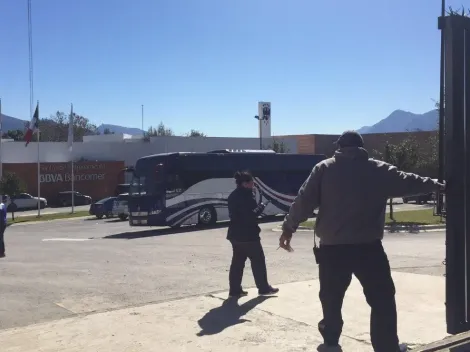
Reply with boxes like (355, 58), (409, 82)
(0, 215), (444, 331)
(11, 198), (430, 219)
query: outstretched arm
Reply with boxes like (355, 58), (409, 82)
(381, 163), (443, 198)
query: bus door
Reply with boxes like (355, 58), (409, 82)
(163, 173), (189, 226)
(143, 164), (167, 224)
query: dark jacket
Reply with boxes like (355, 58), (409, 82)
(227, 187), (266, 242)
(0, 202), (6, 228)
(282, 147), (442, 245)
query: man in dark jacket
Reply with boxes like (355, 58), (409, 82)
(0, 195), (8, 258)
(279, 131), (444, 352)
(227, 170), (279, 297)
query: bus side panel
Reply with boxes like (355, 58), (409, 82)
(164, 178), (233, 227)
(253, 171), (311, 215)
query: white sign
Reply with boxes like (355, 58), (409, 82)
(40, 173), (105, 183)
(258, 102), (271, 139)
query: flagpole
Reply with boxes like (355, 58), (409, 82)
(70, 103), (74, 213)
(28, 0), (40, 216)
(0, 98), (3, 180)
(37, 101), (40, 216)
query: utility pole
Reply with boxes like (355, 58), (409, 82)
(437, 0), (446, 215)
(254, 115), (263, 149)
(141, 104), (144, 135)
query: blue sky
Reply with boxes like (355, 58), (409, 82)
(0, 0), (457, 137)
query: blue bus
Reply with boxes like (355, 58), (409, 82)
(128, 150), (326, 227)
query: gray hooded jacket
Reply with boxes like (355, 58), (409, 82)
(282, 147), (441, 245)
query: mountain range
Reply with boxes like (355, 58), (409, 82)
(0, 113), (28, 132)
(0, 114), (144, 135)
(0, 108), (439, 137)
(96, 124), (143, 135)
(357, 109), (438, 134)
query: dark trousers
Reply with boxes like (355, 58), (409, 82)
(318, 240), (399, 352)
(0, 224), (5, 254)
(229, 239), (270, 293)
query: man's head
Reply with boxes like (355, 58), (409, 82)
(2, 195), (8, 203)
(335, 130), (364, 149)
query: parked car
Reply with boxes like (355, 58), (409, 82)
(112, 193), (129, 221)
(403, 192), (435, 205)
(57, 191), (92, 207)
(89, 197), (116, 219)
(5, 193), (47, 210)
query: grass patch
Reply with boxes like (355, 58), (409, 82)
(300, 209), (445, 228)
(8, 211), (91, 225)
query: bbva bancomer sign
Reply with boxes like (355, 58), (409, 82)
(40, 173), (105, 183)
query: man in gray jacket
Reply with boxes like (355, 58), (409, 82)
(279, 131), (444, 352)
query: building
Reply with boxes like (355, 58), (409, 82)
(0, 131), (436, 201)
(3, 161), (125, 205)
(293, 131), (436, 156)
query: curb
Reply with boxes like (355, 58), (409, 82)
(412, 333), (470, 351)
(272, 225), (446, 233)
(8, 216), (93, 227)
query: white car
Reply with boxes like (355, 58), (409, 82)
(7, 193), (47, 210)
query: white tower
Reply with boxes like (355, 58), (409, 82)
(258, 102), (271, 139)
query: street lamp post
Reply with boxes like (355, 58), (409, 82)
(254, 115), (263, 150)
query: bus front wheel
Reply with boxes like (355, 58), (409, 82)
(198, 206), (216, 226)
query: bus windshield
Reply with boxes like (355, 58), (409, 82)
(130, 162), (167, 196)
(130, 176), (145, 196)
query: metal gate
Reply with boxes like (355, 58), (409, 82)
(440, 13), (470, 334)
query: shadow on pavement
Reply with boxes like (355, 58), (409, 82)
(102, 222), (229, 239)
(196, 296), (274, 336)
(104, 219), (127, 223)
(101, 216), (284, 240)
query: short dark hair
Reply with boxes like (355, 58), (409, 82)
(234, 170), (253, 186)
(335, 130), (364, 148)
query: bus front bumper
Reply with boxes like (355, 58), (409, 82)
(129, 210), (166, 226)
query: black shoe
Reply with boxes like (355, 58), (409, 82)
(229, 290), (248, 298)
(258, 286), (279, 295)
(0, 253), (5, 258)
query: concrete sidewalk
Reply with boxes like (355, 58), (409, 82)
(0, 271), (447, 352)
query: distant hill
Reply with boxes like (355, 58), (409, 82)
(357, 109), (438, 134)
(0, 113), (27, 132)
(0, 114), (145, 136)
(97, 124), (144, 135)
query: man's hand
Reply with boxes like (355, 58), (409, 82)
(279, 231), (294, 252)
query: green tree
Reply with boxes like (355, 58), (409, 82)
(39, 111), (98, 142)
(381, 136), (420, 221)
(146, 122), (174, 137)
(185, 129), (207, 137)
(3, 129), (25, 141)
(268, 138), (290, 153)
(0, 173), (26, 197)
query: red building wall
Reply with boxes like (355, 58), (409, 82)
(3, 161), (125, 203)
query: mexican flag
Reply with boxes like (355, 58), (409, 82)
(24, 102), (39, 147)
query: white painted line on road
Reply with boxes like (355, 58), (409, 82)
(42, 238), (92, 242)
